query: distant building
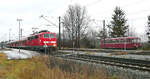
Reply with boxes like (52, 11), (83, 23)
(0, 41), (7, 49)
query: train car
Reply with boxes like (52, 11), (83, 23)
(8, 30), (57, 52)
(100, 37), (142, 49)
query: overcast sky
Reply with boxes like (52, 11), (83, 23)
(0, 0), (150, 42)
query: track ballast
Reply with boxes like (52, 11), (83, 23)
(56, 54), (150, 72)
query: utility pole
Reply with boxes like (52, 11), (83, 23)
(17, 19), (22, 52)
(20, 29), (22, 40)
(59, 16), (61, 50)
(107, 24), (111, 38)
(9, 28), (11, 42)
(61, 22), (64, 49)
(103, 20), (105, 49)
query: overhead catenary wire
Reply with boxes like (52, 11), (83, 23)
(39, 15), (58, 27)
(121, 0), (148, 8)
(127, 9), (150, 16)
(85, 0), (103, 7)
(85, 0), (144, 13)
(90, 0), (150, 16)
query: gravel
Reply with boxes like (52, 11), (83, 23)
(59, 50), (150, 61)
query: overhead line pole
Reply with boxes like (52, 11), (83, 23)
(9, 28), (11, 42)
(103, 20), (105, 49)
(59, 16), (61, 50)
(21, 29), (22, 40)
(17, 19), (22, 53)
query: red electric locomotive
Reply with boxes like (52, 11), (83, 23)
(8, 30), (57, 51)
(100, 37), (142, 49)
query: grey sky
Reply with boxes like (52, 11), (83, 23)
(0, 0), (150, 42)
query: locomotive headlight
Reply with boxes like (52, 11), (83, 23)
(50, 41), (56, 43)
(53, 43), (56, 47)
(44, 41), (49, 43)
(44, 41), (56, 43)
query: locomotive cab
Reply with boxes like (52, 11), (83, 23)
(39, 32), (57, 47)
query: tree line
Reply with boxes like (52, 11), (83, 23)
(58, 4), (150, 48)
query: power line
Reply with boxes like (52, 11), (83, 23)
(128, 17), (147, 21)
(85, 0), (103, 7)
(121, 0), (146, 8)
(90, 0), (150, 16)
(90, 8), (150, 22)
(39, 15), (58, 27)
(127, 9), (150, 16)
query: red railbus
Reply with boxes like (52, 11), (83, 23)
(100, 37), (142, 49)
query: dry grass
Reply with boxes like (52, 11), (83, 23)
(0, 52), (7, 78)
(110, 52), (128, 55)
(0, 53), (121, 79)
(0, 53), (6, 63)
(85, 51), (94, 55)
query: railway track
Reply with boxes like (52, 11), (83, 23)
(61, 48), (150, 55)
(56, 54), (150, 72)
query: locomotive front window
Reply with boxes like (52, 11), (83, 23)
(49, 34), (55, 38)
(44, 34), (49, 38)
(44, 34), (55, 38)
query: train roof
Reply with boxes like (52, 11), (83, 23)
(29, 30), (56, 37)
(105, 37), (140, 40)
(7, 30), (56, 44)
(38, 30), (49, 33)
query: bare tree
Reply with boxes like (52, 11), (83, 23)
(63, 4), (89, 48)
(146, 15), (150, 43)
(87, 28), (97, 48)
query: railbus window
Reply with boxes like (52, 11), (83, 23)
(115, 40), (119, 43)
(112, 40), (116, 43)
(128, 39), (132, 43)
(108, 40), (112, 43)
(132, 39), (137, 43)
(109, 40), (112, 43)
(119, 39), (125, 43)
